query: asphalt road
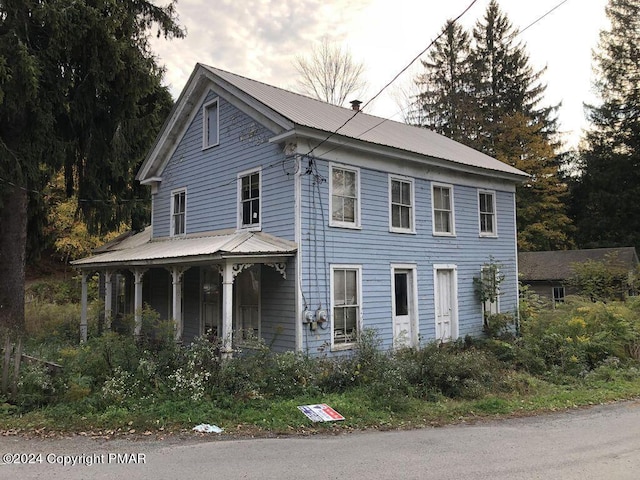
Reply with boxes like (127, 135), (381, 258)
(1, 400), (639, 479)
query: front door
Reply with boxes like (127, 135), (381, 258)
(392, 268), (415, 348)
(435, 267), (457, 341)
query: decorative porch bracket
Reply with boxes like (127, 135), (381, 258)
(265, 262), (288, 279)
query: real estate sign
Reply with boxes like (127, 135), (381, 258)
(297, 404), (345, 422)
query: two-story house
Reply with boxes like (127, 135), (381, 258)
(72, 64), (528, 356)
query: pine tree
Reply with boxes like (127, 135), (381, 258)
(469, 0), (556, 155)
(0, 0), (183, 333)
(413, 20), (476, 145)
(411, 0), (571, 251)
(572, 0), (640, 250)
(495, 113), (573, 250)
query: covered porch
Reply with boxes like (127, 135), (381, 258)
(72, 228), (297, 355)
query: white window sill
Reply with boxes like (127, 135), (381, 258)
(331, 343), (356, 352)
(329, 223), (362, 230)
(390, 228), (416, 235)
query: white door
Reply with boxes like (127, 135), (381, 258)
(393, 269), (414, 348)
(435, 268), (457, 341)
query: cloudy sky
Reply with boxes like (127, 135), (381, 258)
(150, 0), (610, 149)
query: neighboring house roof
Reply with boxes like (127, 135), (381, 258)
(137, 64), (529, 184)
(518, 247), (640, 282)
(71, 227), (297, 269)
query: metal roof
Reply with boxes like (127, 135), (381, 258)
(71, 228), (297, 269)
(201, 64), (528, 179)
(518, 247), (639, 281)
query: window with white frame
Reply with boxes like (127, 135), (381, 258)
(390, 176), (414, 233)
(238, 169), (261, 228)
(171, 189), (186, 236)
(481, 265), (500, 322)
(479, 190), (497, 236)
(330, 165), (359, 228)
(432, 184), (455, 235)
(553, 286), (565, 305)
(332, 266), (360, 347)
(203, 98), (219, 148)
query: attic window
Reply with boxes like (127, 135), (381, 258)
(203, 98), (219, 148)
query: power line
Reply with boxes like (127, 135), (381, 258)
(311, 0), (572, 157)
(519, 0), (569, 36)
(306, 0), (480, 158)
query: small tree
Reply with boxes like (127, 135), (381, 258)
(293, 37), (366, 106)
(568, 253), (638, 302)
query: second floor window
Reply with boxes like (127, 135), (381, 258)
(479, 190), (497, 236)
(239, 170), (260, 228)
(330, 165), (359, 228)
(390, 177), (414, 233)
(171, 189), (186, 236)
(433, 184), (455, 235)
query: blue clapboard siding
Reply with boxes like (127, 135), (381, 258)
(260, 263), (297, 353)
(299, 158), (518, 355)
(152, 90), (295, 241)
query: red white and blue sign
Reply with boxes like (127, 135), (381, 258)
(297, 404), (345, 422)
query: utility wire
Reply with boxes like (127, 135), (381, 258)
(306, 0), (571, 159)
(306, 0), (480, 157)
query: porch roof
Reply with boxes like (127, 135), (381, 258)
(71, 227), (297, 269)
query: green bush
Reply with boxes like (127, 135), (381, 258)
(517, 298), (640, 376)
(397, 342), (501, 400)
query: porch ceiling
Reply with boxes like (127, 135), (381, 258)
(71, 227), (297, 269)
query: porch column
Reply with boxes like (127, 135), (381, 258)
(133, 268), (146, 336)
(221, 260), (234, 358)
(80, 271), (89, 343)
(171, 267), (186, 341)
(104, 270), (113, 331)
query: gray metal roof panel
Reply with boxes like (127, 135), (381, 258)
(202, 65), (527, 178)
(71, 229), (297, 267)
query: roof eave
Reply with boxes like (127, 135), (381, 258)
(271, 127), (530, 183)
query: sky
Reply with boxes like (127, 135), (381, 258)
(150, 0), (610, 150)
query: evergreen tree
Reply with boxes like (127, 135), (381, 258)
(0, 0), (183, 333)
(468, 0), (556, 155)
(494, 113), (573, 250)
(572, 0), (640, 251)
(413, 20), (476, 145)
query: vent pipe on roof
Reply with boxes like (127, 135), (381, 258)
(350, 100), (362, 111)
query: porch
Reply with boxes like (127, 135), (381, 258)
(72, 228), (297, 354)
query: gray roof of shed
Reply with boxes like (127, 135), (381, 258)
(518, 247), (639, 281)
(71, 227), (297, 269)
(200, 65), (527, 179)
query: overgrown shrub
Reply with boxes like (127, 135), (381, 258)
(517, 298), (640, 376)
(397, 342), (501, 399)
(568, 254), (639, 302)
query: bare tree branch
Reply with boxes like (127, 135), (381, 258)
(293, 37), (366, 107)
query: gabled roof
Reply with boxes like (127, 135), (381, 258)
(71, 227), (297, 269)
(137, 63), (528, 183)
(518, 247), (640, 282)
